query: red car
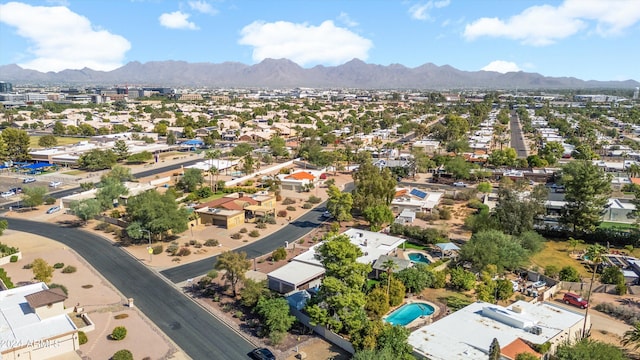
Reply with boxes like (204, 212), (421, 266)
(563, 292), (588, 309)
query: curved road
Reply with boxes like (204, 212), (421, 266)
(4, 217), (254, 360)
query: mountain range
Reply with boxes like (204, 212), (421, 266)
(0, 58), (638, 89)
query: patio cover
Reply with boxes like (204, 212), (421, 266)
(436, 242), (460, 252)
(20, 162), (53, 170)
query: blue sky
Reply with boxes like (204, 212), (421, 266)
(0, 0), (639, 81)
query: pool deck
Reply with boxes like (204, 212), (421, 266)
(399, 249), (436, 264)
(384, 299), (440, 329)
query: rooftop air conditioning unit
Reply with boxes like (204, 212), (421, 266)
(531, 326), (542, 335)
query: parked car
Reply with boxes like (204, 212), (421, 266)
(452, 181), (467, 187)
(49, 181), (62, 187)
(250, 348), (276, 360)
(322, 210), (333, 218)
(511, 280), (520, 292)
(0, 191), (15, 198)
(563, 292), (588, 309)
(532, 280), (547, 289)
(9, 187), (22, 194)
(46, 206), (61, 214)
(23, 177), (36, 183)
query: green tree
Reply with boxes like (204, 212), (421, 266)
(22, 186), (47, 209)
(558, 266), (581, 282)
(560, 160), (612, 234)
(125, 190), (189, 240)
(231, 143), (253, 157)
(38, 134), (58, 148)
(31, 258), (53, 283)
(126, 151), (153, 164)
(153, 123), (167, 135)
(492, 182), (547, 235)
(96, 176), (128, 210)
(52, 121), (66, 135)
(601, 266), (624, 285)
(365, 287), (389, 319)
(166, 132), (176, 145)
(326, 184), (353, 225)
(460, 230), (530, 271)
(444, 156), (473, 179)
(449, 267), (476, 291)
(583, 244), (607, 336)
(179, 168), (204, 192)
(77, 149), (117, 170)
(102, 165), (133, 182)
(363, 204), (394, 232)
(376, 324), (413, 360)
(241, 154), (255, 175)
(572, 143), (598, 160)
(0, 219), (7, 236)
(396, 263), (434, 293)
(352, 348), (396, 360)
(554, 339), (626, 360)
(515, 353), (540, 360)
(215, 251), (251, 297)
(495, 278), (514, 300)
(489, 338), (501, 360)
(204, 149), (222, 191)
(1, 128), (30, 161)
(540, 141), (564, 165)
(240, 278), (269, 307)
(69, 199), (101, 223)
(568, 237), (584, 254)
(113, 139), (130, 161)
(477, 182), (492, 194)
(622, 322), (640, 351)
(269, 135), (289, 159)
(352, 154), (397, 212)
(255, 296), (296, 343)
(388, 277), (405, 306)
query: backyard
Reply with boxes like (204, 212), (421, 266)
(530, 240), (592, 277)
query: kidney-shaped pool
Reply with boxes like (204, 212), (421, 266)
(385, 302), (435, 326)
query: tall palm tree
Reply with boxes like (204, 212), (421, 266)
(204, 149), (222, 191)
(622, 322), (640, 350)
(582, 244), (607, 337)
(382, 259), (398, 296)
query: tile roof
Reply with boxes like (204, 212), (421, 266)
(24, 288), (67, 309)
(501, 338), (541, 360)
(286, 171), (316, 180)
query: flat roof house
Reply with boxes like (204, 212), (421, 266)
(0, 283), (80, 360)
(408, 300), (588, 360)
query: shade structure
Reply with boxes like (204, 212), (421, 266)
(436, 242), (460, 252)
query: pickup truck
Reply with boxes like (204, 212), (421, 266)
(452, 182), (467, 187)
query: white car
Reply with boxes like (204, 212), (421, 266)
(49, 181), (62, 187)
(452, 182), (467, 187)
(322, 211), (333, 218)
(23, 177), (36, 184)
(0, 191), (15, 198)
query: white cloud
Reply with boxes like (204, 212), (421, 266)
(464, 0), (640, 46)
(481, 60), (522, 73)
(337, 12), (358, 27)
(159, 11), (199, 30)
(409, 0), (450, 21)
(238, 20), (373, 66)
(188, 0), (218, 15)
(0, 2), (130, 72)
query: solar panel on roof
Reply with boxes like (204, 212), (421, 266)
(409, 189), (427, 199)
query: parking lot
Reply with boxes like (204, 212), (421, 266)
(0, 175), (62, 203)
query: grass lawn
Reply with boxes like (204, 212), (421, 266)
(62, 170), (84, 176)
(530, 240), (591, 277)
(403, 242), (427, 250)
(29, 136), (87, 148)
(599, 221), (638, 231)
(198, 192), (227, 203)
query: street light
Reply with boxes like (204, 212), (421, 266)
(143, 229), (152, 263)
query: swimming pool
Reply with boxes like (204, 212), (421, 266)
(385, 302), (434, 326)
(408, 252), (431, 264)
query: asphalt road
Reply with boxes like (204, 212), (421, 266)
(3, 217), (255, 360)
(510, 110), (528, 159)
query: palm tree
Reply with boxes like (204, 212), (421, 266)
(622, 322), (640, 350)
(567, 237), (584, 254)
(204, 149), (222, 191)
(382, 259), (398, 296)
(582, 244), (607, 337)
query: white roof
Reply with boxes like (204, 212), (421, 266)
(0, 283), (77, 352)
(267, 261), (325, 286)
(409, 300), (585, 360)
(186, 159), (238, 171)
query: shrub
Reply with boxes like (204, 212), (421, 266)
(544, 265), (559, 279)
(189, 239), (197, 246)
(442, 199), (455, 206)
(467, 198), (484, 209)
(9, 255), (18, 263)
(616, 281), (627, 296)
(275, 194), (282, 201)
(204, 239), (219, 247)
(255, 222), (267, 229)
(438, 207), (452, 220)
(271, 247), (287, 261)
(112, 349), (133, 360)
(94, 222), (110, 231)
(231, 233), (242, 240)
(286, 206), (296, 211)
(416, 212), (439, 221)
(308, 195), (322, 204)
(265, 216), (277, 224)
(44, 196), (56, 205)
(53, 262), (65, 269)
(302, 202), (313, 209)
(194, 242), (202, 248)
(110, 210), (121, 219)
(239, 227), (248, 234)
(207, 270), (218, 279)
(49, 283), (68, 295)
(62, 265), (77, 273)
(0, 268), (14, 289)
(152, 245), (163, 255)
(177, 247), (191, 256)
(110, 326), (127, 341)
(166, 241), (179, 255)
(114, 313), (129, 320)
(277, 210), (287, 217)
(558, 266), (581, 282)
(78, 331), (88, 345)
(234, 310), (244, 319)
(249, 230), (260, 238)
(0, 242), (19, 257)
(282, 198), (296, 205)
(22, 263), (33, 269)
(81, 284), (93, 289)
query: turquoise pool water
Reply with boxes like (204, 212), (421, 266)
(408, 252), (431, 264)
(385, 303), (434, 326)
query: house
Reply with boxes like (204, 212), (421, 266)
(195, 192), (275, 228)
(408, 300), (588, 360)
(391, 188), (443, 213)
(267, 229), (406, 293)
(395, 209), (416, 224)
(0, 282), (80, 360)
(278, 170), (321, 192)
